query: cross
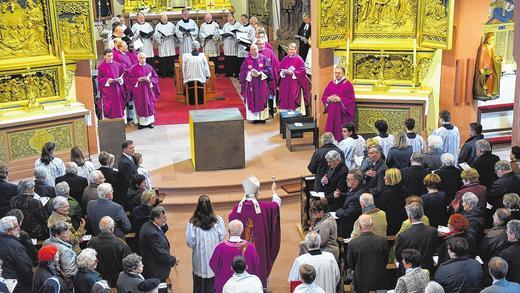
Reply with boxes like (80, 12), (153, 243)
(206, 0), (215, 10)
(373, 49), (390, 89)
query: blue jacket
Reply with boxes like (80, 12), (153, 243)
(480, 279), (520, 293)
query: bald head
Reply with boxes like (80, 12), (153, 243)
(358, 214), (373, 232)
(228, 220), (243, 236)
(99, 216), (115, 233)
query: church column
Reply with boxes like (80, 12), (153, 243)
(310, 0), (334, 133)
(75, 61), (99, 154)
(511, 6), (520, 146)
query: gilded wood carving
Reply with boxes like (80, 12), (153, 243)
(355, 106), (422, 134)
(0, 69), (59, 106)
(56, 0), (96, 59)
(419, 0), (453, 49)
(8, 124), (74, 159)
(318, 0), (349, 48)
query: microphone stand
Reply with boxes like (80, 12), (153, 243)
(313, 94), (318, 150)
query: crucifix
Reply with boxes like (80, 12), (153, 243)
(374, 49), (390, 90)
(206, 0), (215, 10)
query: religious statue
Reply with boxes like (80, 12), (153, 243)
(474, 32), (502, 100)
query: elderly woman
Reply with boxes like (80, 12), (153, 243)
(33, 245), (70, 293)
(423, 135), (443, 171)
(397, 196), (430, 235)
(386, 132), (413, 169)
(503, 193), (520, 220)
(71, 146), (95, 180)
(82, 170), (106, 210)
(437, 213), (475, 264)
(116, 254), (145, 293)
(47, 196), (86, 253)
(43, 222), (78, 279)
(53, 181), (83, 229)
(126, 174), (147, 211)
(74, 248), (105, 293)
(458, 192), (485, 246)
(301, 198), (339, 260)
(186, 195), (226, 292)
(34, 167), (56, 198)
(421, 173), (447, 228)
(434, 153), (462, 204)
(10, 179), (48, 239)
(5, 209), (38, 263)
(450, 168), (487, 212)
(375, 168), (409, 236)
(321, 150), (349, 211)
(34, 141), (65, 187)
(56, 162), (89, 204)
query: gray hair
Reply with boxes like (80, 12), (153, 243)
(495, 160), (512, 172)
(50, 222), (70, 237)
(122, 253), (143, 272)
(304, 231), (321, 250)
(33, 167), (47, 180)
(440, 153), (455, 167)
(425, 281), (445, 293)
(0, 164), (8, 180)
(17, 179), (35, 195)
(77, 248), (98, 270)
(503, 193), (520, 209)
(475, 139), (491, 152)
(410, 152), (423, 164)
(52, 196), (69, 211)
(427, 135), (443, 150)
(99, 216), (115, 233)
(359, 193), (374, 206)
(406, 202), (424, 221)
(55, 182), (70, 197)
(0, 216), (17, 233)
(462, 192), (479, 208)
(65, 162), (78, 175)
(228, 219), (243, 236)
(507, 219), (520, 239)
(138, 52), (147, 58)
(288, 42), (297, 50)
(321, 133), (336, 145)
(191, 40), (201, 50)
(89, 170), (104, 184)
(325, 150), (341, 162)
(97, 183), (113, 199)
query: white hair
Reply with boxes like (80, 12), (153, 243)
(462, 192), (479, 208)
(77, 248), (98, 270)
(55, 182), (70, 197)
(65, 162), (78, 175)
(99, 216), (115, 233)
(89, 170), (103, 184)
(97, 183), (113, 199)
(0, 216), (17, 233)
(425, 281), (445, 293)
(305, 231), (321, 250)
(138, 52), (147, 58)
(228, 220), (244, 236)
(440, 153), (455, 166)
(33, 167), (47, 180)
(52, 196), (69, 211)
(427, 135), (443, 150)
(359, 193), (374, 206)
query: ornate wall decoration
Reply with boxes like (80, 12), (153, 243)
(417, 56), (433, 82)
(56, 0), (96, 59)
(73, 119), (86, 150)
(8, 124), (73, 159)
(356, 106), (422, 134)
(0, 69), (59, 105)
(64, 69), (75, 97)
(0, 133), (6, 162)
(419, 0), (453, 49)
(318, 0), (349, 48)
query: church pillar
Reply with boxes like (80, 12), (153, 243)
(511, 6), (520, 146)
(439, 0), (490, 142)
(75, 61), (99, 155)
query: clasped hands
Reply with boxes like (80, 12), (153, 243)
(327, 94), (341, 103)
(138, 76), (151, 83)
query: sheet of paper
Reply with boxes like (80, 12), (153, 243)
(475, 256), (484, 264)
(158, 283), (167, 289)
(40, 197), (50, 206)
(433, 256), (439, 266)
(459, 162), (471, 170)
(343, 238), (351, 243)
(310, 191), (325, 198)
(354, 156), (364, 166)
(486, 202), (493, 210)
(294, 122), (303, 127)
(305, 176), (315, 180)
(5, 279), (17, 293)
(82, 235), (92, 241)
(31, 238), (37, 245)
(329, 212), (339, 219)
(437, 225), (450, 234)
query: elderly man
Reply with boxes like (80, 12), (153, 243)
(256, 38), (279, 115)
(183, 41), (211, 105)
(56, 162), (89, 204)
(499, 220), (520, 283)
(82, 170), (106, 210)
(288, 231), (339, 293)
(347, 214), (388, 292)
(116, 254), (145, 293)
(47, 195), (86, 253)
(458, 123), (484, 165)
(400, 152), (429, 196)
(434, 153), (462, 203)
(222, 256), (263, 293)
(140, 206), (178, 282)
(482, 256), (520, 292)
(319, 150), (349, 211)
(459, 192), (485, 247)
(351, 193), (387, 238)
(34, 167), (56, 198)
(199, 13), (220, 66)
(97, 48), (127, 120)
(0, 164), (17, 218)
(0, 216), (34, 293)
(88, 216), (131, 287)
(126, 52), (160, 130)
(488, 160), (520, 210)
(210, 220), (260, 293)
(278, 43), (309, 113)
(423, 135), (444, 171)
(364, 145), (388, 196)
(176, 8), (198, 55)
(87, 183), (131, 240)
(471, 139), (500, 189)
(335, 168), (365, 237)
(308, 133), (345, 191)
(131, 13), (154, 66)
(154, 14), (176, 78)
(221, 13), (242, 77)
(228, 176), (280, 289)
(432, 110), (460, 163)
(113, 40), (133, 74)
(239, 43), (272, 123)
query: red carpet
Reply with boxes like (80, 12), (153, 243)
(154, 75), (246, 125)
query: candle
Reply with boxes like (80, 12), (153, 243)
(413, 38), (417, 66)
(61, 50), (67, 78)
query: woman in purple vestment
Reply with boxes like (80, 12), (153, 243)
(278, 43), (309, 112)
(97, 49), (126, 119)
(322, 66), (356, 142)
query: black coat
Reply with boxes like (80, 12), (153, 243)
(87, 232), (132, 287)
(0, 233), (34, 293)
(0, 179), (17, 217)
(395, 223), (438, 273)
(401, 165), (429, 196)
(34, 179), (56, 198)
(438, 231), (476, 265)
(139, 221), (176, 281)
(335, 184), (365, 237)
(117, 155), (137, 206)
(322, 164), (349, 211)
(421, 191), (448, 227)
(464, 208), (485, 247)
(458, 134), (485, 165)
(365, 159), (388, 196)
(346, 232), (388, 293)
(423, 148), (443, 171)
(471, 151), (500, 189)
(434, 166), (463, 203)
(480, 226), (511, 286)
(32, 263), (70, 293)
(307, 143), (345, 193)
(296, 22), (311, 59)
(499, 241), (520, 283)
(375, 184), (409, 236)
(386, 146), (413, 170)
(435, 255), (483, 293)
(487, 172), (520, 209)
(73, 269), (103, 293)
(98, 167), (122, 199)
(55, 174), (88, 204)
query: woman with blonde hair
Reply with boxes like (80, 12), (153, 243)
(450, 168), (487, 212)
(386, 132), (413, 169)
(421, 173), (448, 227)
(376, 168), (410, 235)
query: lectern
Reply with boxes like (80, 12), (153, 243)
(189, 108), (245, 171)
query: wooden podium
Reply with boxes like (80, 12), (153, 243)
(189, 108), (244, 171)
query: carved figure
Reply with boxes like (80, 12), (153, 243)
(474, 32), (502, 99)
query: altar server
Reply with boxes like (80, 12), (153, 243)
(97, 49), (126, 119)
(338, 122), (366, 169)
(222, 13), (242, 77)
(278, 43), (309, 113)
(228, 175), (281, 290)
(131, 13), (155, 66)
(183, 41), (211, 105)
(237, 14), (256, 70)
(176, 8), (198, 55)
(126, 52), (160, 129)
(322, 66), (356, 142)
(405, 118), (425, 153)
(432, 110), (460, 164)
(256, 38), (279, 116)
(239, 44), (272, 123)
(153, 14), (176, 78)
(199, 13), (220, 66)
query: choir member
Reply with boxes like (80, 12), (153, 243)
(131, 13), (155, 67)
(199, 13), (220, 66)
(154, 14), (176, 77)
(237, 14), (256, 72)
(221, 14), (241, 77)
(183, 41), (211, 105)
(176, 8), (198, 55)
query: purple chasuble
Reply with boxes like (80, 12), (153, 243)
(259, 48), (279, 96)
(322, 78), (356, 141)
(278, 54), (309, 110)
(126, 63), (160, 118)
(97, 60), (126, 119)
(228, 200), (281, 288)
(209, 240), (260, 293)
(113, 50), (133, 73)
(265, 42), (273, 51)
(128, 51), (138, 65)
(239, 53), (272, 113)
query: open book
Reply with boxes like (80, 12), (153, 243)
(310, 191), (325, 198)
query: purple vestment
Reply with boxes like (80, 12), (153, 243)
(97, 60), (126, 119)
(113, 49), (133, 73)
(278, 54), (309, 110)
(128, 51), (138, 65)
(228, 200), (281, 288)
(259, 48), (279, 96)
(209, 240), (260, 293)
(239, 53), (272, 113)
(322, 78), (356, 141)
(126, 63), (160, 118)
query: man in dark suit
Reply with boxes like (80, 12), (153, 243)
(98, 151), (121, 200)
(364, 146), (388, 196)
(34, 167), (56, 198)
(458, 122), (484, 165)
(335, 169), (365, 237)
(0, 164), (18, 218)
(55, 162), (88, 203)
(488, 160), (520, 209)
(140, 206), (178, 281)
(395, 203), (438, 274)
(347, 214), (388, 293)
(307, 132), (345, 193)
(434, 153), (462, 203)
(117, 140), (137, 206)
(400, 152), (429, 196)
(320, 150), (349, 211)
(499, 220), (520, 283)
(296, 14), (311, 60)
(471, 139), (500, 189)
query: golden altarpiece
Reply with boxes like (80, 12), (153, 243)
(318, 0), (455, 134)
(0, 0), (97, 178)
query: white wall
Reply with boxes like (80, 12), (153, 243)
(231, 0), (247, 17)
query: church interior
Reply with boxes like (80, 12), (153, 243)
(0, 0), (520, 292)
